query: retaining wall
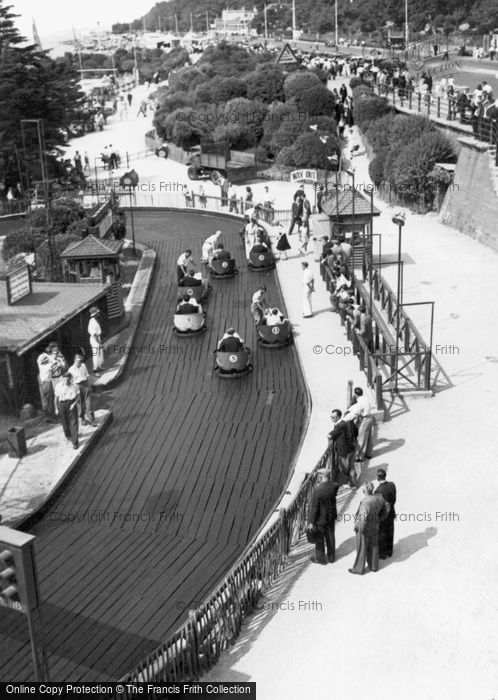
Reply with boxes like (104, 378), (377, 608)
(440, 138), (498, 252)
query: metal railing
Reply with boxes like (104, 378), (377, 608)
(371, 83), (498, 150)
(321, 253), (433, 395)
(112, 445), (335, 691)
(118, 190), (293, 227)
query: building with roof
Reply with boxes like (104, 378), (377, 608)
(321, 186), (381, 264)
(0, 281), (110, 415)
(60, 235), (124, 321)
(214, 8), (256, 35)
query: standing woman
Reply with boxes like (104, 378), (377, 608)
(275, 222), (291, 261)
(87, 307), (104, 376)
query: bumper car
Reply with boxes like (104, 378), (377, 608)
(213, 348), (253, 378)
(210, 258), (238, 279)
(258, 320), (292, 348)
(176, 282), (211, 303)
(173, 311), (206, 336)
(248, 247), (276, 271)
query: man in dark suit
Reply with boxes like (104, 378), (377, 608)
(349, 482), (389, 575)
(307, 469), (340, 565)
(328, 409), (358, 487)
(374, 468), (396, 559)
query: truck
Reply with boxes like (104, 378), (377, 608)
(186, 142), (256, 184)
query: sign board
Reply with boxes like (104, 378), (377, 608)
(6, 265), (32, 305)
(290, 169), (318, 183)
(276, 42), (300, 66)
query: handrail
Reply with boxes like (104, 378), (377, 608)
(116, 445), (335, 689)
(370, 83), (498, 146)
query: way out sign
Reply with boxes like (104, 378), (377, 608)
(290, 169), (318, 183)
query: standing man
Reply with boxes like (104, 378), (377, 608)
(316, 184), (325, 213)
(176, 249), (196, 282)
(298, 193), (311, 255)
(301, 261), (315, 318)
(343, 387), (375, 462)
(54, 372), (80, 449)
(307, 469), (340, 565)
(262, 185), (274, 223)
(251, 285), (267, 327)
(349, 482), (389, 575)
(47, 342), (68, 399)
(356, 305), (374, 352)
(328, 409), (358, 488)
(287, 194), (303, 236)
(37, 346), (56, 421)
(87, 306), (104, 376)
(74, 151), (83, 174)
(374, 468), (397, 559)
(68, 353), (93, 426)
(83, 151), (90, 171)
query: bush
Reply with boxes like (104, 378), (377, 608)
(295, 84), (335, 116)
(364, 113), (397, 154)
(278, 133), (340, 169)
(349, 77), (364, 90)
(2, 227), (43, 262)
(245, 65), (285, 103)
(369, 153), (387, 186)
(224, 97), (268, 141)
(168, 67), (206, 93)
(353, 94), (391, 129)
(283, 71), (322, 102)
(262, 100), (300, 138)
(308, 66), (328, 84)
(213, 123), (257, 149)
(210, 76), (247, 103)
(171, 119), (208, 150)
(389, 114), (435, 151)
(390, 131), (457, 200)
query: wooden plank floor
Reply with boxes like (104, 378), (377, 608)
(0, 211), (307, 681)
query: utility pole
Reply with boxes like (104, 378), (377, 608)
(206, 10), (209, 33)
(335, 0), (338, 48)
(292, 0), (297, 39)
(405, 0), (409, 45)
(190, 12), (193, 32)
(264, 5), (268, 41)
(175, 14), (179, 35)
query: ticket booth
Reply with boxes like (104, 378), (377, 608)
(60, 236), (124, 321)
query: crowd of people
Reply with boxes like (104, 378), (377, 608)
(35, 306), (104, 450)
(307, 382), (397, 573)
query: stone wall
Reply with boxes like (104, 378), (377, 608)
(440, 138), (498, 252)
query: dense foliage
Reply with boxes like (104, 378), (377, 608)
(0, 1), (84, 189)
(153, 40), (341, 166)
(116, 0), (498, 39)
(358, 92), (456, 207)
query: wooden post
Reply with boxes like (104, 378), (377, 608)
(375, 372), (383, 410)
(347, 379), (353, 407)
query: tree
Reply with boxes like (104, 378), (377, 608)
(277, 133), (340, 169)
(295, 85), (335, 116)
(0, 1), (83, 188)
(283, 71), (322, 102)
(245, 65), (286, 103)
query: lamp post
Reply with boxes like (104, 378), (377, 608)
(120, 170), (139, 256)
(392, 211), (406, 393)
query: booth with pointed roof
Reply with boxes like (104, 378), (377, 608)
(60, 235), (124, 321)
(321, 186), (381, 267)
